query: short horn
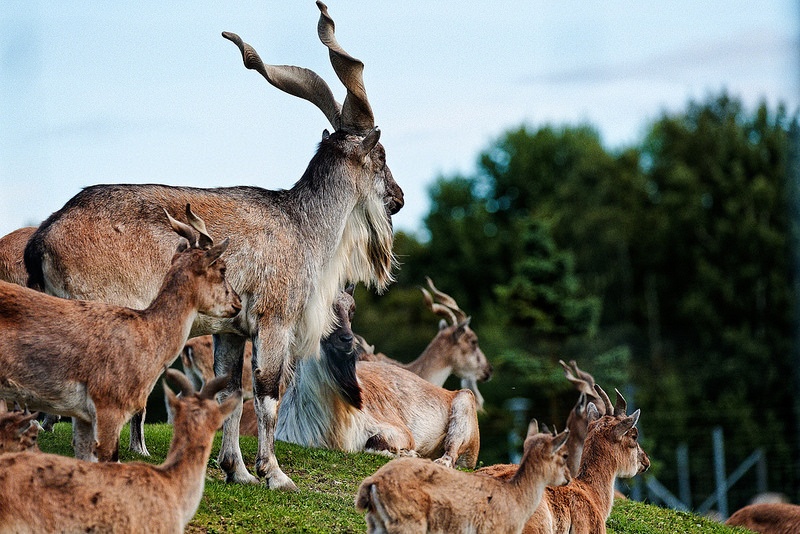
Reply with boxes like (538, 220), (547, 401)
(165, 208), (198, 248)
(200, 374), (231, 400)
(185, 205), (214, 249)
(594, 384), (613, 416)
(165, 369), (196, 397)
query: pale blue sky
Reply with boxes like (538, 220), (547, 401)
(1, 1), (798, 238)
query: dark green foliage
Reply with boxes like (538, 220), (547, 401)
(355, 91), (800, 510)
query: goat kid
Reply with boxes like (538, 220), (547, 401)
(358, 276), (493, 410)
(478, 385), (649, 534)
(24, 1), (402, 489)
(0, 410), (42, 454)
(1, 206), (240, 461)
(355, 419), (569, 534)
(0, 370), (240, 534)
(276, 286), (481, 468)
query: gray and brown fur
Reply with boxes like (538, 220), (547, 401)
(277, 287), (480, 468)
(23, 1), (402, 489)
(359, 276), (493, 410)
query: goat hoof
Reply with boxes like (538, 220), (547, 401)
(267, 472), (298, 492)
(128, 444), (150, 457)
(225, 470), (259, 485)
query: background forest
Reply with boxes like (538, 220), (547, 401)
(352, 92), (800, 513)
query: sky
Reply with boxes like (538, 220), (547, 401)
(1, 1), (798, 239)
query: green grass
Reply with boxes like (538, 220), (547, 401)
(38, 423), (752, 533)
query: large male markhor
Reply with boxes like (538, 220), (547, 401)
(24, 1), (403, 490)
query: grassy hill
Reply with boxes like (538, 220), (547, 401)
(37, 423), (751, 533)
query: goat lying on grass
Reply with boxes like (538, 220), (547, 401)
(276, 286), (481, 468)
(358, 277), (493, 410)
(478, 385), (650, 534)
(0, 206), (240, 461)
(355, 419), (569, 534)
(0, 410), (42, 454)
(0, 369), (239, 533)
(726, 502), (800, 533)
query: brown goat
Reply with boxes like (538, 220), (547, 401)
(1, 207), (240, 461)
(726, 502), (800, 533)
(355, 420), (570, 534)
(0, 370), (240, 533)
(276, 287), (481, 468)
(478, 386), (649, 534)
(23, 1), (402, 489)
(0, 410), (42, 454)
(359, 277), (493, 410)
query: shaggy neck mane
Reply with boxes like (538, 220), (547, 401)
(290, 142), (396, 358)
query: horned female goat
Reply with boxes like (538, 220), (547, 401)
(358, 277), (493, 410)
(0, 370), (240, 534)
(4, 207), (240, 461)
(355, 420), (570, 534)
(478, 386), (650, 534)
(23, 1), (402, 489)
(276, 287), (481, 468)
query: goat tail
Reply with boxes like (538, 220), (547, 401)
(354, 482), (374, 512)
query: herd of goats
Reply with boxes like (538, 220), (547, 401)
(0, 2), (793, 533)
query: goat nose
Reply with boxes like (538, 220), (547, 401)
(340, 333), (354, 345)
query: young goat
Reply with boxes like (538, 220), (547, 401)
(478, 385), (649, 534)
(0, 410), (42, 454)
(725, 502), (800, 533)
(0, 369), (239, 533)
(355, 419), (569, 534)
(0, 206), (241, 461)
(359, 277), (493, 410)
(276, 286), (481, 468)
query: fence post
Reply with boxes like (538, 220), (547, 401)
(677, 442), (692, 508)
(713, 426), (728, 519)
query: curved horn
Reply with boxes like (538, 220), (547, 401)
(594, 384), (614, 416)
(222, 31), (343, 129)
(184, 205), (214, 249)
(421, 287), (457, 325)
(165, 369), (196, 397)
(425, 277), (468, 322)
(200, 374), (231, 400)
(316, 1), (374, 133)
(613, 388), (628, 417)
(165, 208), (198, 248)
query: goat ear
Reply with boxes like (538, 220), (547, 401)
(613, 409), (640, 439)
(204, 238), (230, 266)
(322, 129), (331, 140)
(345, 283), (355, 296)
(356, 126), (381, 160)
(526, 418), (539, 438)
(587, 402), (601, 423)
(552, 429), (569, 452)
